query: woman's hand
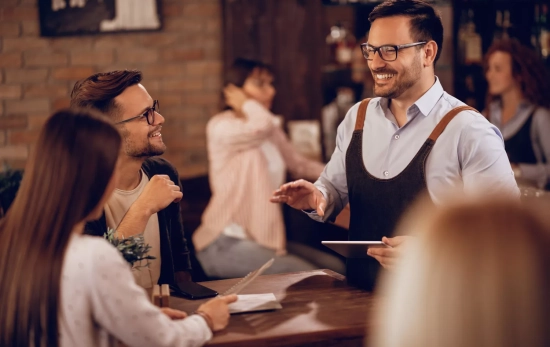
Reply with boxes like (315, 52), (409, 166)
(196, 295), (238, 331)
(223, 84), (248, 112)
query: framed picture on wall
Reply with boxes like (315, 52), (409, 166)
(39, 0), (162, 37)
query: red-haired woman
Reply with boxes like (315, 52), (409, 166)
(484, 39), (550, 189)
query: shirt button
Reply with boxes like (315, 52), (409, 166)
(394, 134), (400, 140)
(383, 171), (389, 177)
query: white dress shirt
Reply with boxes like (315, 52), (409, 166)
(311, 77), (519, 222)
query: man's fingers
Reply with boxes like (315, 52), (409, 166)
(270, 195), (289, 203)
(317, 199), (326, 217)
(367, 248), (397, 258)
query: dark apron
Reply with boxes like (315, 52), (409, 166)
(345, 98), (476, 290)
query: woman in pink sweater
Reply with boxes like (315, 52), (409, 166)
(193, 58), (345, 279)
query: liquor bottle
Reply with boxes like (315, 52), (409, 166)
(502, 10), (510, 40)
(493, 10), (502, 42)
(335, 23), (356, 66)
(459, 10), (483, 64)
(531, 5), (540, 51)
(541, 5), (549, 60)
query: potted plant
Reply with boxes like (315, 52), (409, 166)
(104, 228), (156, 268)
(0, 168), (23, 218)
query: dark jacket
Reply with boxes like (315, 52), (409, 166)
(85, 157), (192, 286)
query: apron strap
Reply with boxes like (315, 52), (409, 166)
(428, 105), (479, 142)
(354, 98), (372, 131)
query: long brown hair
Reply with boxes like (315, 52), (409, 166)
(484, 39), (550, 108)
(0, 109), (121, 346)
(370, 196), (550, 347)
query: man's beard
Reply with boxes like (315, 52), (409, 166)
(122, 131), (166, 158)
(372, 56), (422, 99)
(126, 142), (165, 158)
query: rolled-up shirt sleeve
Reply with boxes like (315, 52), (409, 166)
(459, 112), (520, 198)
(307, 103), (360, 222)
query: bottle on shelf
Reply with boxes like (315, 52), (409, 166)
(493, 10), (502, 42)
(541, 4), (549, 60)
(458, 9), (483, 65)
(502, 10), (511, 40)
(531, 5), (541, 51)
(325, 22), (356, 67)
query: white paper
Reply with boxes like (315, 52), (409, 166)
(228, 293), (282, 314)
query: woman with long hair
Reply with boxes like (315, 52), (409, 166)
(369, 195), (550, 347)
(484, 39), (550, 189)
(0, 109), (236, 347)
(193, 58), (345, 279)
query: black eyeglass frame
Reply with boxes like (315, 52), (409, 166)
(360, 42), (427, 62)
(115, 100), (159, 125)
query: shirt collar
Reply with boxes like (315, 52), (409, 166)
(375, 77), (444, 117)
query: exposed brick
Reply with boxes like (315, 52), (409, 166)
(0, 85), (22, 99)
(27, 113), (50, 129)
(70, 50), (114, 66)
(204, 75), (221, 91)
(0, 0), (21, 7)
(9, 128), (40, 145)
(157, 94), (183, 108)
(52, 98), (70, 110)
(3, 37), (48, 51)
(94, 36), (138, 49)
(0, 115), (28, 130)
(184, 61), (222, 76)
(0, 52), (22, 68)
(5, 68), (48, 83)
(141, 64), (186, 78)
(5, 98), (49, 114)
(21, 20), (39, 36)
(1, 6), (38, 21)
(0, 22), (21, 37)
(1, 159), (27, 170)
(0, 131), (5, 145)
(0, 145), (28, 159)
(137, 33), (180, 47)
(182, 3), (220, 17)
(49, 37), (93, 50)
(25, 51), (68, 67)
(117, 49), (159, 64)
(161, 78), (204, 92)
(181, 92), (219, 105)
(52, 67), (95, 80)
(24, 83), (68, 98)
(161, 48), (203, 62)
(205, 18), (221, 34)
(164, 18), (203, 32)
(162, 3), (182, 17)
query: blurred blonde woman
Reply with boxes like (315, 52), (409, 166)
(369, 196), (550, 347)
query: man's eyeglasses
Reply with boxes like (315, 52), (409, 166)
(115, 100), (159, 125)
(360, 42), (426, 62)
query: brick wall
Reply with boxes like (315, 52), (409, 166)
(0, 0), (222, 178)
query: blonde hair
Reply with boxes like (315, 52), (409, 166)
(369, 196), (550, 347)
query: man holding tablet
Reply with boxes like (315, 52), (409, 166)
(271, 0), (518, 290)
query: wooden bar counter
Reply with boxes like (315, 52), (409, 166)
(170, 270), (374, 347)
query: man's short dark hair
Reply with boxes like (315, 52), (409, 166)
(369, 0), (443, 66)
(70, 70), (143, 120)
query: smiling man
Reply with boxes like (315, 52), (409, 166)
(71, 70), (192, 289)
(271, 0), (519, 290)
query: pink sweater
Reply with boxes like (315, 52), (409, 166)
(192, 100), (324, 253)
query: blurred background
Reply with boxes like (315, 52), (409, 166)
(1, 0), (549, 172)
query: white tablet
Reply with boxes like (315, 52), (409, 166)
(322, 241), (390, 258)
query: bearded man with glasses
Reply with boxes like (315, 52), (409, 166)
(71, 70), (193, 289)
(272, 0), (519, 290)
